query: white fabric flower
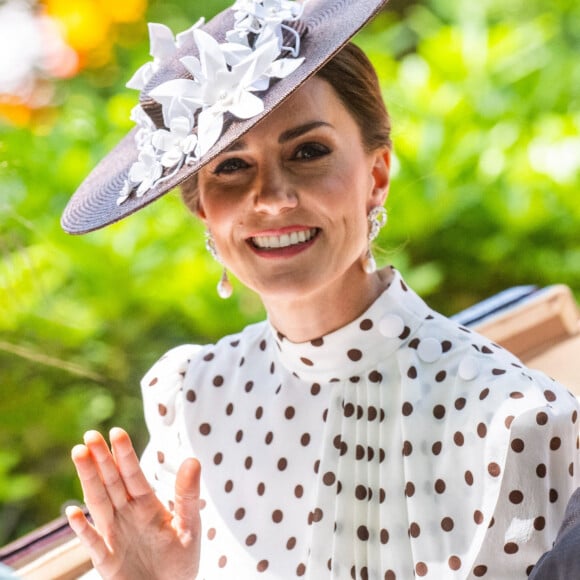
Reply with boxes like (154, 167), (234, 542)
(151, 116), (198, 168)
(126, 19), (204, 91)
(128, 145), (163, 197)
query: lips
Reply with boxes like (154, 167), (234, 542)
(250, 228), (319, 250)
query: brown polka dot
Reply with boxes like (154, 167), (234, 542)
(265, 431), (274, 445)
(509, 490), (524, 504)
(402, 402), (413, 416)
(235, 430), (243, 443)
(432, 441), (442, 455)
(355, 485), (367, 500)
(435, 479), (446, 494)
(297, 563), (306, 577)
(544, 389), (557, 402)
(311, 338), (324, 347)
(550, 437), (562, 450)
(208, 528), (216, 540)
(449, 556), (462, 571)
(433, 405), (446, 419)
(441, 517), (454, 531)
(511, 438), (525, 452)
(455, 397), (466, 410)
(473, 565), (488, 576)
(294, 485), (304, 498)
(272, 509), (283, 523)
(300, 357), (314, 366)
(436, 371), (447, 382)
(402, 441), (413, 456)
(186, 390), (196, 402)
(245, 456), (253, 469)
(257, 482), (265, 496)
(474, 510), (484, 524)
(510, 391), (524, 399)
(214, 452), (223, 465)
(285, 406), (296, 420)
(570, 462), (575, 477)
(407, 366), (418, 379)
(257, 560), (269, 572)
(300, 433), (311, 446)
(348, 349), (363, 361)
(454, 432), (465, 446)
(287, 537), (296, 550)
(255, 406), (264, 419)
(259, 340), (267, 351)
(384, 571), (396, 580)
(357, 525), (370, 541)
(534, 516), (546, 531)
(573, 410), (578, 424)
(369, 370), (383, 383)
(149, 377), (158, 386)
(405, 482), (415, 497)
(158, 404), (167, 417)
(536, 411), (548, 425)
(504, 542), (519, 554)
(409, 522), (421, 538)
(479, 388), (490, 400)
(245, 533), (257, 546)
(550, 489), (559, 503)
(442, 340), (453, 352)
(199, 423), (211, 435)
(226, 403), (234, 415)
(344, 403), (355, 418)
(380, 529), (390, 544)
(465, 470), (474, 486)
(505, 415), (514, 428)
(213, 375), (224, 387)
(368, 407), (378, 421)
(360, 319), (373, 331)
(309, 508), (323, 524)
(416, 562), (428, 576)
(218, 555), (227, 568)
(536, 463), (547, 478)
(157, 451), (165, 464)
(492, 368), (506, 376)
(323, 472), (336, 486)
(488, 462), (501, 477)
(311, 383), (321, 395)
(278, 457), (288, 471)
(225, 480), (233, 493)
(477, 423), (487, 438)
(235, 507), (245, 520)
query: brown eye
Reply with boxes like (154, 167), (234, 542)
(214, 158), (250, 174)
(294, 143), (330, 160)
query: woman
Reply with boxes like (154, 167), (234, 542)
(62, 0), (580, 578)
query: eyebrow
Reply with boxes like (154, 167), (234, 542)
(224, 121), (333, 152)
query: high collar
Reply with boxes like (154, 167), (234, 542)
(269, 268), (433, 383)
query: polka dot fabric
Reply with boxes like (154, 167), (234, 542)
(140, 268), (580, 579)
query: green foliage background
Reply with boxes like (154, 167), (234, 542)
(0, 0), (578, 543)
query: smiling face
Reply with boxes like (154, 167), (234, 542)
(196, 76), (391, 309)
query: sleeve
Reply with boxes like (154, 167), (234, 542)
(470, 396), (580, 578)
(139, 344), (205, 507)
(529, 487), (580, 579)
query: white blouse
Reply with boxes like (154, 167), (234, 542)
(140, 268), (580, 579)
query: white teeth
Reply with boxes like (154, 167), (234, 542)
(252, 228), (317, 249)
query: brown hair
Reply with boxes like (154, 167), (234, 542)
(181, 42), (391, 212)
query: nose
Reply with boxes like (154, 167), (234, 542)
(253, 164), (298, 214)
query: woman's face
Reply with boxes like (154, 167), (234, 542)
(197, 76), (390, 303)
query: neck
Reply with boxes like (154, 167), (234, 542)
(263, 266), (394, 343)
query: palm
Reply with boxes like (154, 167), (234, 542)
(67, 428), (201, 580)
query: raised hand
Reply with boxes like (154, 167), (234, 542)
(66, 428), (201, 580)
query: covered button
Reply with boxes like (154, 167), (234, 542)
(378, 314), (406, 339)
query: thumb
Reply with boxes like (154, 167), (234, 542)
(174, 458), (202, 534)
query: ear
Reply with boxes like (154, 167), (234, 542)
(196, 199), (207, 222)
(369, 147), (391, 206)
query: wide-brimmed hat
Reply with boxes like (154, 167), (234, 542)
(61, 0), (389, 235)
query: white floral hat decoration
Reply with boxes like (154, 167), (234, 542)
(61, 0), (389, 234)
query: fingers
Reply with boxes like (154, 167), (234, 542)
(109, 427), (153, 499)
(174, 458), (202, 535)
(84, 430), (130, 509)
(66, 505), (109, 568)
(71, 443), (115, 531)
